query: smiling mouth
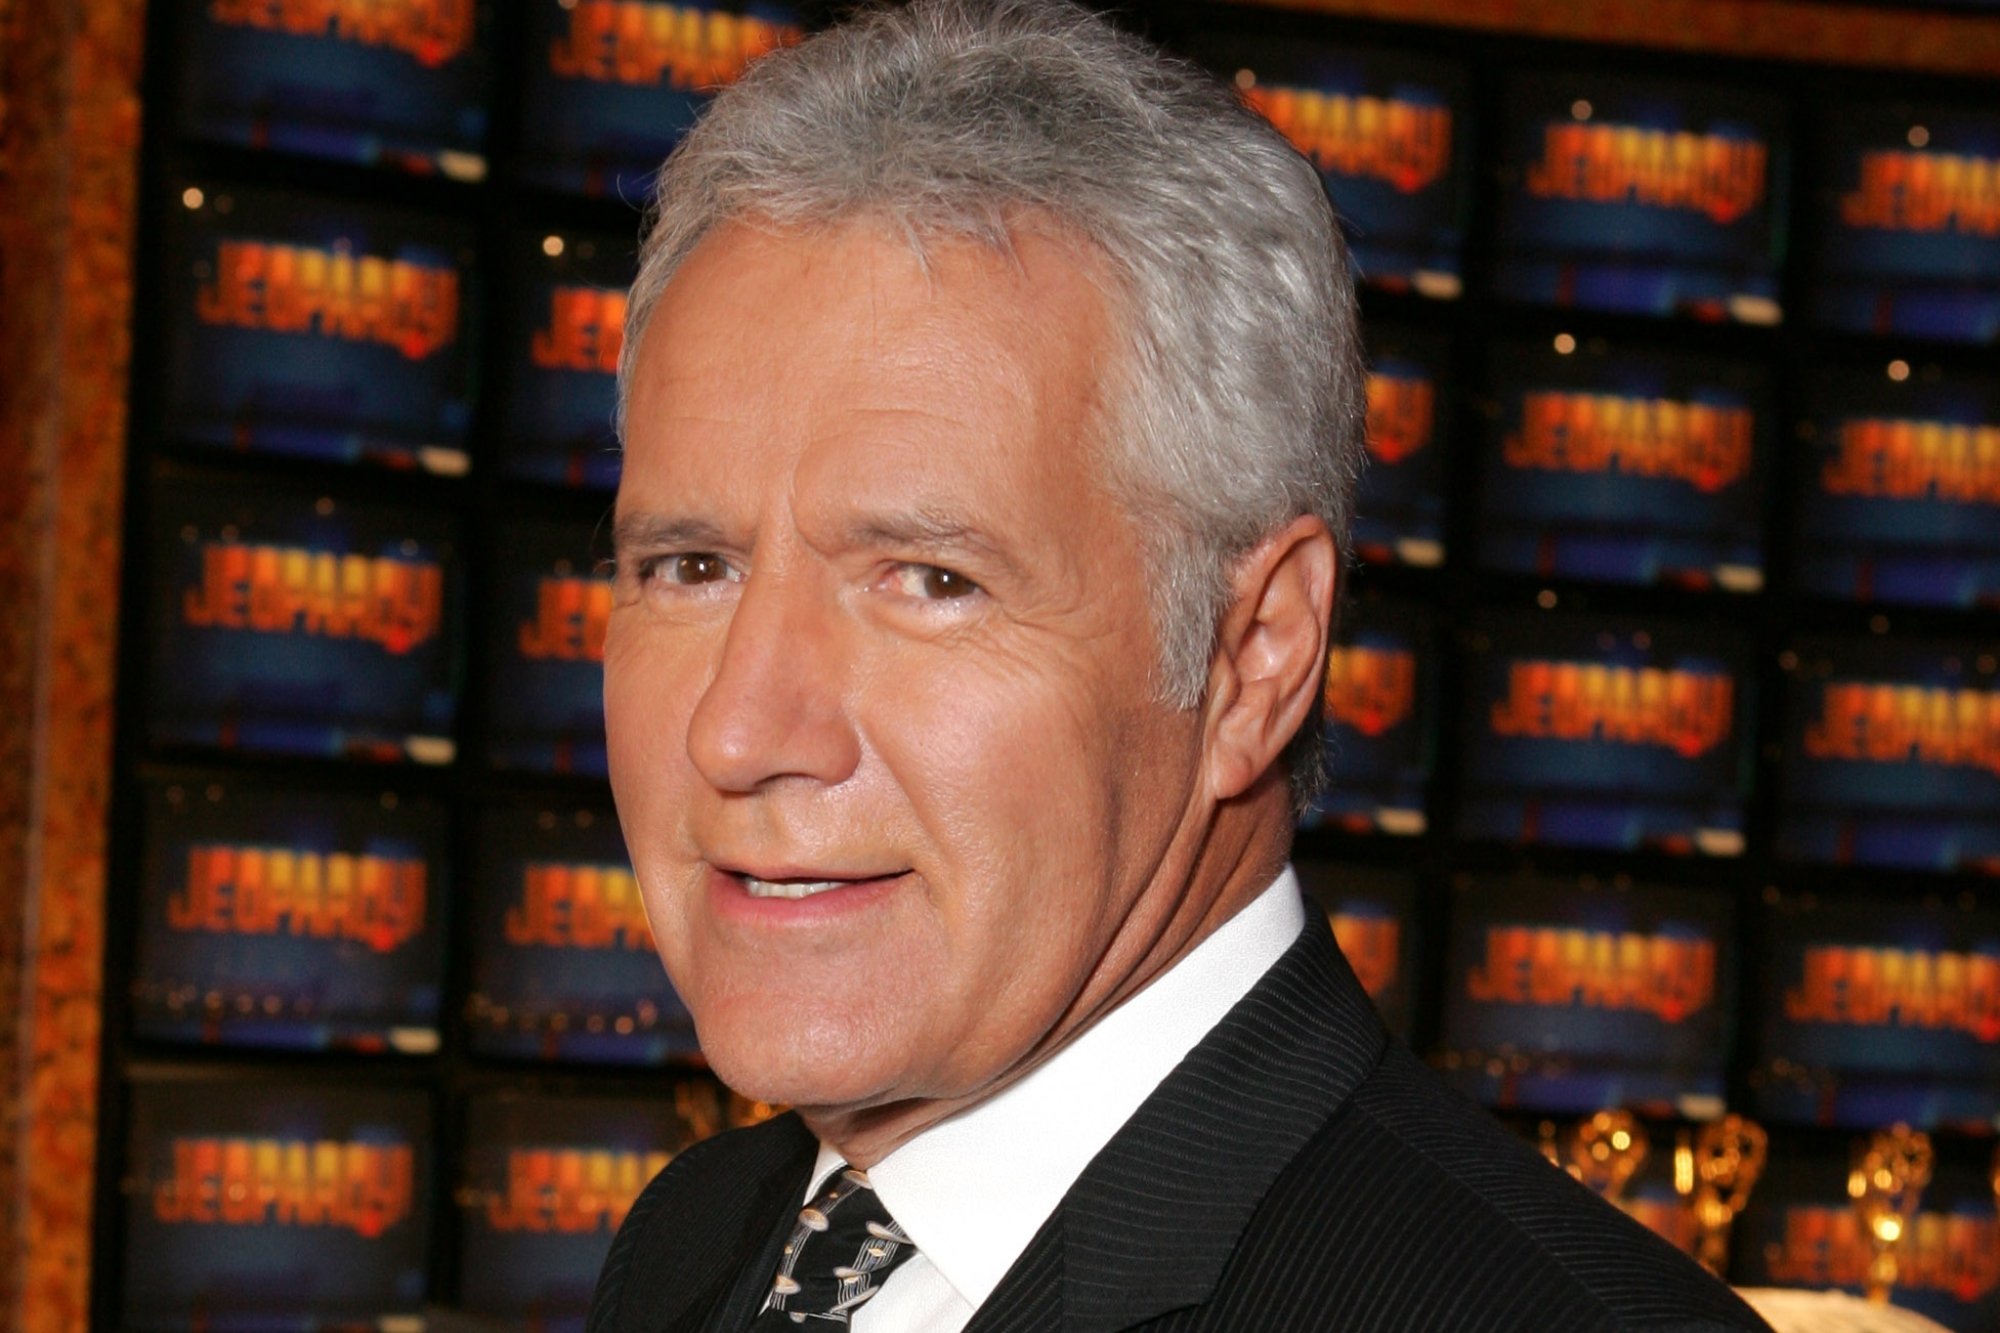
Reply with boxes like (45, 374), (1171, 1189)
(737, 872), (906, 901)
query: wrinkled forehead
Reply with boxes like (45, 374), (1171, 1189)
(616, 214), (1136, 527)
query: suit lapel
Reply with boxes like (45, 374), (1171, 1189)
(612, 1115), (816, 1333)
(967, 914), (1388, 1333)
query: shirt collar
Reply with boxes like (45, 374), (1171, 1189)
(806, 867), (1308, 1312)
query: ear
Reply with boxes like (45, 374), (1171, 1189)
(1201, 515), (1338, 803)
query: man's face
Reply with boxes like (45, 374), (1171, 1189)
(606, 217), (1207, 1114)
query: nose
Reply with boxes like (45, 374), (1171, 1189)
(684, 563), (863, 793)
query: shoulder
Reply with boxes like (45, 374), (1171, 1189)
(588, 1113), (815, 1333)
(1202, 1045), (1770, 1333)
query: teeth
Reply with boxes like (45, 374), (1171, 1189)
(744, 877), (846, 900)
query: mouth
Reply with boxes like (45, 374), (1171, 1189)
(724, 868), (911, 901)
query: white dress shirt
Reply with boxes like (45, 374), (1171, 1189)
(790, 868), (1308, 1333)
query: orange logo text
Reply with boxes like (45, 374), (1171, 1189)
(1366, 372), (1435, 465)
(484, 1147), (673, 1233)
(1331, 913), (1401, 999)
(1506, 392), (1753, 494)
(1784, 946), (2000, 1041)
(1525, 123), (1767, 225)
(1465, 926), (1715, 1022)
(1243, 87), (1452, 193)
(505, 862), (654, 951)
(208, 0), (474, 66)
(1324, 645), (1416, 737)
(1804, 682), (2000, 776)
(196, 241), (459, 361)
(531, 286), (627, 374)
(1764, 1207), (2000, 1300)
(549, 1), (800, 88)
(153, 1137), (414, 1238)
(1840, 150), (2000, 237)
(1489, 661), (1734, 759)
(1821, 418), (2000, 504)
(518, 576), (612, 662)
(169, 845), (426, 954)
(182, 544), (443, 656)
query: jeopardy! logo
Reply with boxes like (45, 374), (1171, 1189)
(1784, 945), (2000, 1042)
(1489, 660), (1735, 759)
(182, 544), (445, 656)
(170, 844), (427, 954)
(196, 241), (460, 361)
(1324, 644), (1416, 738)
(1241, 85), (1453, 194)
(518, 575), (613, 663)
(1842, 149), (2000, 236)
(483, 1147), (674, 1233)
(548, 1), (802, 89)
(208, 0), (474, 66)
(505, 862), (655, 952)
(1803, 681), (2000, 777)
(1524, 121), (1767, 225)
(1465, 925), (1716, 1022)
(1331, 913), (1400, 1000)
(153, 1136), (415, 1238)
(532, 286), (627, 375)
(1365, 372), (1434, 465)
(1764, 1206), (2000, 1300)
(1504, 392), (1754, 494)
(1820, 418), (2000, 504)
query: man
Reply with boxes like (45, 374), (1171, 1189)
(590, 2), (1770, 1330)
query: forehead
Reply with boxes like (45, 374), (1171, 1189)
(618, 216), (1125, 511)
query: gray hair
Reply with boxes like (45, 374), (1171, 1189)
(619, 0), (1367, 802)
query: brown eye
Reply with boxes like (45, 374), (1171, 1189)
(673, 554), (729, 584)
(920, 566), (978, 599)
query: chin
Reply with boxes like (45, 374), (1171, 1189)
(697, 1014), (909, 1115)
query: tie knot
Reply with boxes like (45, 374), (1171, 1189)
(756, 1165), (919, 1327)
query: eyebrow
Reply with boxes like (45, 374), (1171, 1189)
(845, 508), (1029, 584)
(610, 506), (1030, 583)
(610, 513), (731, 556)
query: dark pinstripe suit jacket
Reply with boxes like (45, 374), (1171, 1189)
(586, 915), (1771, 1332)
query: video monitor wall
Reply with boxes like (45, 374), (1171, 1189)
(102, 0), (2000, 1326)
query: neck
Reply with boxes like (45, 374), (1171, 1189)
(800, 776), (1294, 1167)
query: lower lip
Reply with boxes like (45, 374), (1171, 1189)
(707, 866), (909, 924)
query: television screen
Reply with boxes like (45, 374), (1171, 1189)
(172, 0), (490, 177)
(1733, 1136), (2000, 1331)
(1302, 597), (1433, 837)
(161, 182), (477, 473)
(457, 1088), (725, 1326)
(1750, 891), (2000, 1131)
(1774, 637), (2000, 874)
(487, 517), (611, 777)
(1493, 73), (1786, 323)
(466, 800), (697, 1065)
(121, 1079), (431, 1329)
(1192, 37), (1468, 297)
(146, 474), (462, 763)
(1455, 612), (1753, 854)
(1356, 323), (1451, 568)
(1437, 874), (1733, 1116)
(515, 0), (804, 198)
(131, 776), (448, 1054)
(1792, 364), (2000, 609)
(497, 230), (634, 491)
(1812, 101), (2000, 344)
(1296, 862), (1421, 1037)
(1477, 337), (1769, 591)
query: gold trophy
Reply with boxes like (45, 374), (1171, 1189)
(1671, 1115), (1767, 1276)
(1848, 1124), (1933, 1304)
(1568, 1109), (1648, 1205)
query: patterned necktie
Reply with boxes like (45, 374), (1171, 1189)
(750, 1164), (919, 1328)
